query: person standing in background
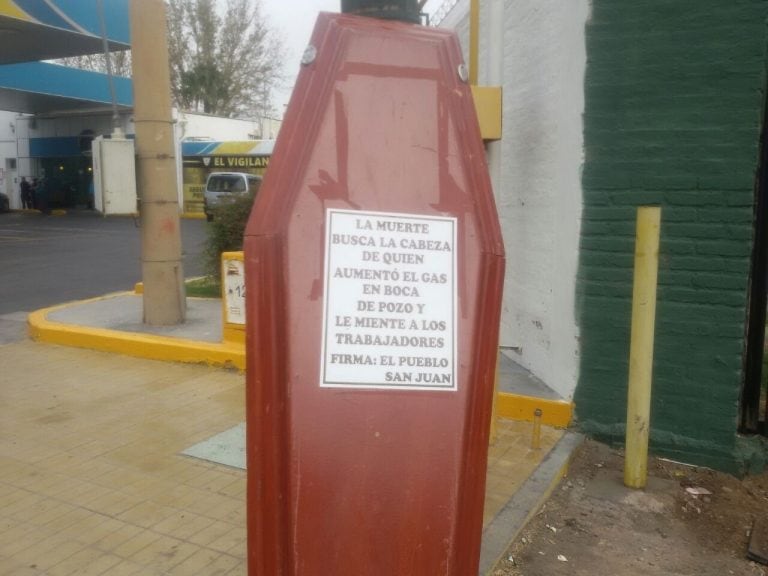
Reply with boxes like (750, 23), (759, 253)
(20, 177), (32, 209)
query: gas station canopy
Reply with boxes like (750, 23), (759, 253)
(0, 0), (131, 113)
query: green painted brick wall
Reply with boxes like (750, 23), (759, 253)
(575, 0), (768, 472)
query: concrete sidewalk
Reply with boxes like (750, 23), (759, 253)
(0, 293), (581, 575)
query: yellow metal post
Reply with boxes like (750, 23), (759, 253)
(469, 0), (479, 85)
(624, 206), (661, 489)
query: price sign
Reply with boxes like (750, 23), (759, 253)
(224, 258), (246, 325)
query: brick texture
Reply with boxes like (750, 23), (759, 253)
(575, 0), (767, 471)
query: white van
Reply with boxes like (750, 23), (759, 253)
(203, 172), (262, 221)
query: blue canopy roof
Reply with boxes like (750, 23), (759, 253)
(0, 0), (130, 65)
(0, 0), (132, 113)
(0, 62), (132, 114)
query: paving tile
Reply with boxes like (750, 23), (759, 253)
(0, 492), (43, 519)
(117, 501), (180, 529)
(204, 553), (242, 575)
(14, 538), (86, 574)
(46, 547), (104, 576)
(150, 510), (213, 540)
(0, 341), (561, 575)
(97, 559), (145, 576)
(68, 515), (126, 547)
(165, 547), (222, 575)
(92, 524), (145, 554)
(207, 525), (248, 554)
(83, 489), (138, 517)
(75, 554), (124, 576)
(22, 500), (78, 527)
(225, 534), (248, 559)
(0, 558), (46, 576)
(128, 534), (198, 572)
(188, 520), (238, 548)
(0, 523), (46, 557)
(111, 529), (160, 559)
(42, 507), (102, 535)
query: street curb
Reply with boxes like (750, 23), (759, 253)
(479, 431), (585, 575)
(28, 293), (245, 370)
(496, 392), (573, 428)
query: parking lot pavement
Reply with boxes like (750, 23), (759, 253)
(0, 211), (206, 315)
(0, 311), (28, 345)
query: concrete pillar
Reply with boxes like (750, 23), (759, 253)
(129, 0), (186, 325)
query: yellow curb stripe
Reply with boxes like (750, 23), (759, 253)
(136, 276), (212, 294)
(497, 392), (573, 427)
(182, 212), (206, 219)
(28, 301), (245, 370)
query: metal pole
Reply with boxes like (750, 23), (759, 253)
(96, 0), (121, 136)
(486, 0), (504, 438)
(469, 0), (480, 85)
(129, 0), (186, 326)
(624, 206), (661, 489)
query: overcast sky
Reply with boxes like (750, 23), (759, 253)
(259, 0), (444, 115)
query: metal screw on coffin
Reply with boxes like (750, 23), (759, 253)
(457, 64), (469, 83)
(301, 44), (317, 66)
(531, 408), (543, 450)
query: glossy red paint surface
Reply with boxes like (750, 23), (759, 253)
(245, 13), (504, 575)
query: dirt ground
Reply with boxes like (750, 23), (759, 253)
(492, 440), (768, 576)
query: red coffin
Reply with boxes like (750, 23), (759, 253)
(245, 12), (505, 576)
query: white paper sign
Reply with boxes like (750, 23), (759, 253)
(224, 259), (246, 325)
(320, 209), (457, 391)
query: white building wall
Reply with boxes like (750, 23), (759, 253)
(3, 109), (278, 210)
(441, 0), (589, 399)
(28, 114), (127, 138)
(176, 111), (281, 142)
(0, 111), (19, 203)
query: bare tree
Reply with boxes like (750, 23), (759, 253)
(56, 51), (132, 77)
(56, 0), (283, 119)
(168, 0), (284, 117)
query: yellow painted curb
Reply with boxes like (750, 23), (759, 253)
(497, 392), (573, 428)
(135, 276), (210, 295)
(182, 212), (206, 220)
(28, 296), (245, 370)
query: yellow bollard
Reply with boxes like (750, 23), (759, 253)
(531, 408), (542, 450)
(624, 206), (661, 489)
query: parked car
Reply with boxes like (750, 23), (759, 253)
(0, 192), (9, 213)
(203, 172), (261, 222)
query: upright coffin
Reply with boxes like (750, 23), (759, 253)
(245, 12), (505, 575)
